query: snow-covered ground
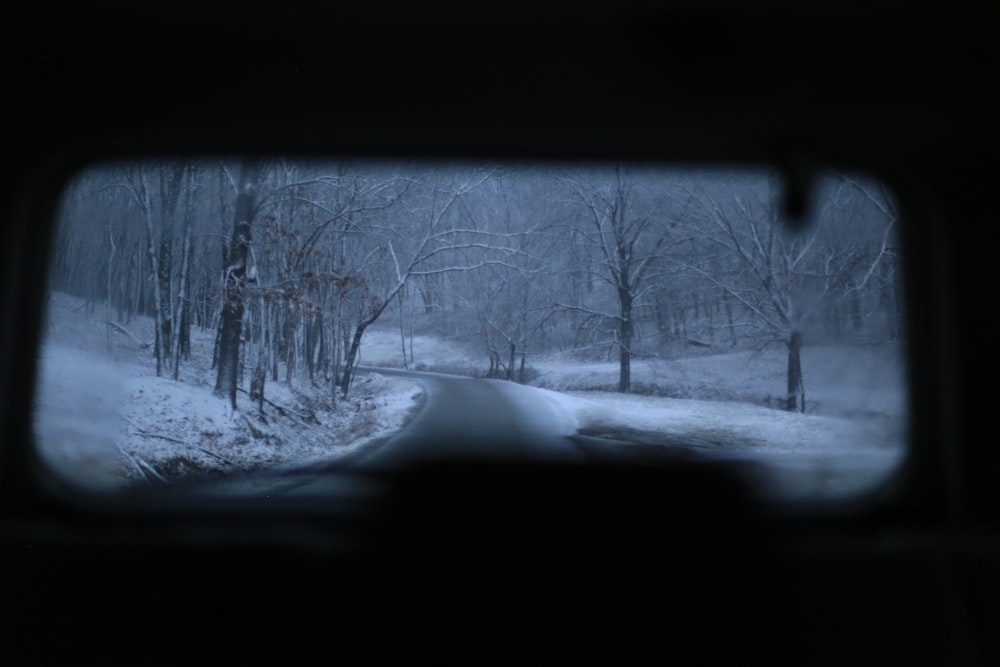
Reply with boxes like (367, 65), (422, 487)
(533, 386), (905, 499)
(532, 345), (905, 419)
(359, 325), (907, 499)
(34, 293), (422, 491)
(33, 296), (907, 499)
(361, 325), (905, 420)
(359, 326), (480, 373)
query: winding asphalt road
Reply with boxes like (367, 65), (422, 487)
(354, 366), (589, 469)
(196, 367), (902, 500)
(193, 367), (645, 497)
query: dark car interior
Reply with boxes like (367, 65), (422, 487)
(3, 1), (999, 663)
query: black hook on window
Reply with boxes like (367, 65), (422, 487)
(770, 159), (815, 233)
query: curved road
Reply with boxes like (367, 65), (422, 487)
(193, 367), (631, 497)
(354, 366), (589, 469)
(194, 367), (902, 501)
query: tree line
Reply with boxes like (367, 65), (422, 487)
(49, 160), (900, 412)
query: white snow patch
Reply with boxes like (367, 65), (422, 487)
(533, 344), (906, 420)
(545, 388), (906, 498)
(33, 293), (423, 491)
(359, 327), (480, 373)
(33, 293), (907, 500)
(555, 389), (903, 453)
(489, 382), (581, 438)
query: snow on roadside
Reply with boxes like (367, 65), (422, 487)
(488, 381), (580, 438)
(532, 344), (906, 420)
(34, 293), (906, 497)
(472, 378), (903, 459)
(360, 327), (480, 374)
(33, 293), (423, 490)
(115, 369), (421, 481)
(548, 388), (904, 454)
(535, 386), (906, 498)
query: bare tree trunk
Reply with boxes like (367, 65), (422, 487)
(129, 251), (141, 324)
(176, 166), (198, 364)
(272, 306), (280, 382)
(786, 330), (804, 412)
(139, 174), (166, 376)
(618, 291), (633, 393)
(157, 163), (185, 362)
(725, 300), (737, 347)
(248, 291), (268, 411)
(211, 323), (222, 371)
(285, 317), (296, 386)
(157, 236), (173, 359)
(250, 350), (267, 414)
(315, 312), (327, 384)
(305, 315), (315, 383)
(240, 318), (248, 388)
(340, 324), (366, 397)
(408, 291), (415, 365)
(331, 318), (342, 395)
(214, 159), (261, 410)
(342, 325), (351, 366)
(211, 168), (231, 373)
(172, 191), (194, 379)
(399, 289), (408, 369)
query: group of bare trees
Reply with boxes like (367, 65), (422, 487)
(667, 175), (899, 409)
(49, 161), (900, 412)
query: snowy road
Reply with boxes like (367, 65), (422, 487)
(354, 367), (589, 468)
(351, 367), (704, 468)
(350, 368), (904, 501)
(221, 367), (903, 501)
(237, 367), (679, 496)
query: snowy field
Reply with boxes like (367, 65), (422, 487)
(359, 324), (908, 498)
(532, 345), (905, 419)
(361, 325), (906, 420)
(536, 387), (905, 499)
(34, 293), (422, 491)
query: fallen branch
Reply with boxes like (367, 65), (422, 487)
(118, 411), (236, 466)
(132, 429), (187, 446)
(136, 457), (168, 483)
(189, 445), (236, 467)
(241, 413), (269, 440)
(106, 321), (151, 349)
(237, 387), (318, 424)
(117, 444), (168, 483)
(117, 444), (148, 480)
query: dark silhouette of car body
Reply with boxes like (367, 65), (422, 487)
(1, 2), (998, 663)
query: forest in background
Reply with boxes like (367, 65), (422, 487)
(48, 160), (900, 412)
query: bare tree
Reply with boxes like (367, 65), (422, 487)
(678, 174), (897, 411)
(172, 164), (199, 379)
(337, 168), (516, 395)
(46, 161), (901, 426)
(112, 163), (186, 376)
(214, 158), (262, 409)
(556, 166), (680, 392)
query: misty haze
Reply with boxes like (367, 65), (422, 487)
(34, 161), (906, 500)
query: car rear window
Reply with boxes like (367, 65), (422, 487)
(33, 160), (907, 502)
